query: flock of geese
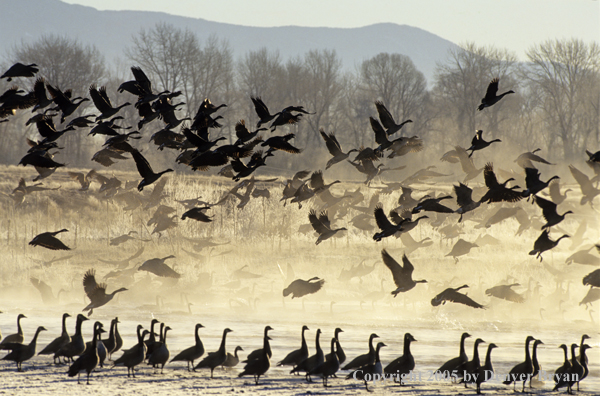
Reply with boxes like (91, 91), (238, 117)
(0, 312), (593, 394)
(0, 60), (599, 392)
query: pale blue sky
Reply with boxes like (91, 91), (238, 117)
(63, 0), (599, 60)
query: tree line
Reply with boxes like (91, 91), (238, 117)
(1, 22), (598, 174)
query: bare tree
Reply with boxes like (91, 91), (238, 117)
(5, 34), (106, 164)
(522, 39), (600, 160)
(433, 43), (518, 146)
(360, 52), (430, 137)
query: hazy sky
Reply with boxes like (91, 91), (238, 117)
(63, 0), (598, 60)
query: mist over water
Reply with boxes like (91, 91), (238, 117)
(0, 160), (598, 394)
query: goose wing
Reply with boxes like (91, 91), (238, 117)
(381, 249), (403, 287)
(319, 129), (343, 157)
(374, 101), (396, 130)
(309, 210), (329, 234)
(484, 78), (499, 100)
(251, 97), (271, 119)
(131, 149), (154, 178)
(374, 205), (394, 230)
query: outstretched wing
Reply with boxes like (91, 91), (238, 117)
(375, 101), (396, 130)
(83, 269), (98, 297)
(131, 149), (154, 178)
(320, 128), (343, 157)
(374, 205), (394, 230)
(381, 249), (403, 287)
(309, 209), (329, 234)
(443, 288), (485, 308)
(484, 78), (499, 100)
(251, 97), (270, 119)
(483, 163), (499, 188)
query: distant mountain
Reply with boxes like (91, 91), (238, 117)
(0, 0), (458, 83)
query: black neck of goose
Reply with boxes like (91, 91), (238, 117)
(403, 337), (413, 356)
(459, 334), (469, 358)
(149, 322), (158, 342)
(524, 338), (533, 363)
(195, 326), (202, 346)
(301, 328), (307, 350)
(532, 342), (540, 368)
(330, 338), (337, 355)
(108, 320), (115, 342)
(315, 331), (322, 356)
(234, 348), (240, 358)
(61, 315), (69, 337)
(472, 342), (481, 364)
(561, 346), (568, 363)
(17, 316), (24, 336)
(218, 330), (229, 353)
(484, 346), (494, 369)
(31, 328), (44, 346)
(75, 318), (85, 336)
(375, 345), (383, 363)
(163, 328), (170, 343)
(570, 345), (580, 366)
(136, 327), (143, 344)
(580, 348), (588, 368)
(369, 335), (376, 355)
(158, 323), (165, 342)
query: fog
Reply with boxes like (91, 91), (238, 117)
(0, 160), (598, 394)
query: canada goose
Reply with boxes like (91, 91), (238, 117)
(569, 164), (600, 205)
(55, 314), (89, 363)
(261, 133), (301, 153)
(148, 325), (171, 373)
(454, 183), (481, 222)
(347, 158), (389, 185)
(82, 269), (128, 316)
(251, 97), (280, 128)
(1, 62), (38, 81)
(579, 286), (600, 307)
(231, 150), (274, 181)
(333, 328), (345, 365)
(467, 130), (501, 157)
(19, 150), (65, 169)
(479, 163), (523, 203)
(503, 335), (535, 392)
(530, 339), (544, 387)
(374, 101), (412, 136)
(319, 128), (358, 169)
(243, 326), (273, 363)
(412, 195), (454, 214)
(283, 277), (325, 299)
(553, 344), (571, 390)
(278, 325), (309, 368)
(234, 119), (266, 145)
(309, 337), (340, 387)
(456, 338), (485, 386)
(290, 329), (323, 382)
(280, 169), (311, 206)
(0, 314), (27, 347)
(238, 327), (272, 384)
(578, 344), (591, 390)
(34, 115), (75, 144)
(547, 179), (571, 205)
(485, 284), (525, 303)
(89, 84), (130, 121)
(534, 196), (573, 229)
(170, 323), (205, 371)
(373, 205), (406, 242)
(466, 343), (498, 394)
(477, 77), (514, 111)
(515, 148), (553, 169)
(223, 346), (243, 368)
(113, 326), (150, 378)
(139, 256), (181, 278)
(522, 167), (559, 198)
(308, 209), (347, 245)
(102, 317), (120, 360)
(269, 108), (303, 132)
(346, 342), (386, 392)
(342, 333), (379, 370)
(445, 239), (478, 263)
(529, 230), (569, 262)
(554, 343), (583, 393)
(68, 322), (104, 384)
(45, 84), (90, 123)
(431, 285), (485, 309)
(381, 249), (427, 297)
(144, 319), (160, 360)
(566, 246), (600, 266)
(130, 149), (173, 191)
(436, 332), (471, 379)
(384, 333), (417, 381)
(1, 326), (46, 371)
(38, 313), (71, 364)
(194, 328), (233, 378)
(29, 229), (70, 250)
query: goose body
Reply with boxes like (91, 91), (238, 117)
(170, 323), (205, 371)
